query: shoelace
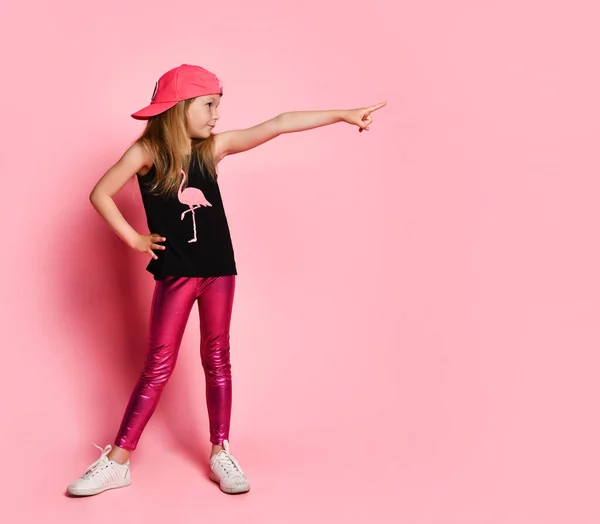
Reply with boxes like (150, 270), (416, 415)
(82, 443), (113, 479)
(213, 442), (245, 477)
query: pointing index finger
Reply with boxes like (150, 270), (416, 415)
(368, 101), (387, 113)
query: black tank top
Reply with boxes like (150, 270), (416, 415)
(137, 158), (237, 280)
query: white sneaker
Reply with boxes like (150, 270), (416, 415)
(67, 443), (131, 497)
(209, 440), (250, 494)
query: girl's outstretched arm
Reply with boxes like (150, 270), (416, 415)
(214, 102), (386, 161)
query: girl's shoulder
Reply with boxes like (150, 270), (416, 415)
(130, 140), (154, 176)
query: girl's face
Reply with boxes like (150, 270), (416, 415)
(186, 95), (221, 139)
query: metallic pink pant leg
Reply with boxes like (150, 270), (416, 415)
(197, 275), (235, 446)
(114, 275), (235, 451)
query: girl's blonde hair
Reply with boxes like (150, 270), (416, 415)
(135, 97), (217, 197)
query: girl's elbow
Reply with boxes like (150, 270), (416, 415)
(273, 113), (286, 134)
(89, 189), (106, 207)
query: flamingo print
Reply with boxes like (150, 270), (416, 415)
(178, 169), (212, 243)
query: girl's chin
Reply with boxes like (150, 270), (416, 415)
(191, 129), (213, 139)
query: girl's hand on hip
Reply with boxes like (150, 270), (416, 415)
(344, 101), (387, 132)
(131, 233), (166, 260)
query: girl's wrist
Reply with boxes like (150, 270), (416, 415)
(339, 110), (351, 124)
(124, 231), (140, 249)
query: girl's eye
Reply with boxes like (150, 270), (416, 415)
(207, 103), (212, 107)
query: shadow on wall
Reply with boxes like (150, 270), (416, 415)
(57, 153), (211, 473)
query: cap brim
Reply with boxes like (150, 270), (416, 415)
(131, 101), (178, 120)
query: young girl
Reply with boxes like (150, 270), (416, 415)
(66, 63), (386, 497)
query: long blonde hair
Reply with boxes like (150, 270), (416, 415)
(135, 98), (217, 197)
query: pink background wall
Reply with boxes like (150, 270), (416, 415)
(1, 0), (599, 522)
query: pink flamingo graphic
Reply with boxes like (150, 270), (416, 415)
(178, 169), (212, 243)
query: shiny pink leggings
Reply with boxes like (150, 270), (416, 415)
(115, 275), (235, 451)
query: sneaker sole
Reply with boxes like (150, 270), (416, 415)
(209, 471), (250, 494)
(67, 479), (131, 497)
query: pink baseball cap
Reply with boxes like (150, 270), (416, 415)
(131, 64), (223, 120)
